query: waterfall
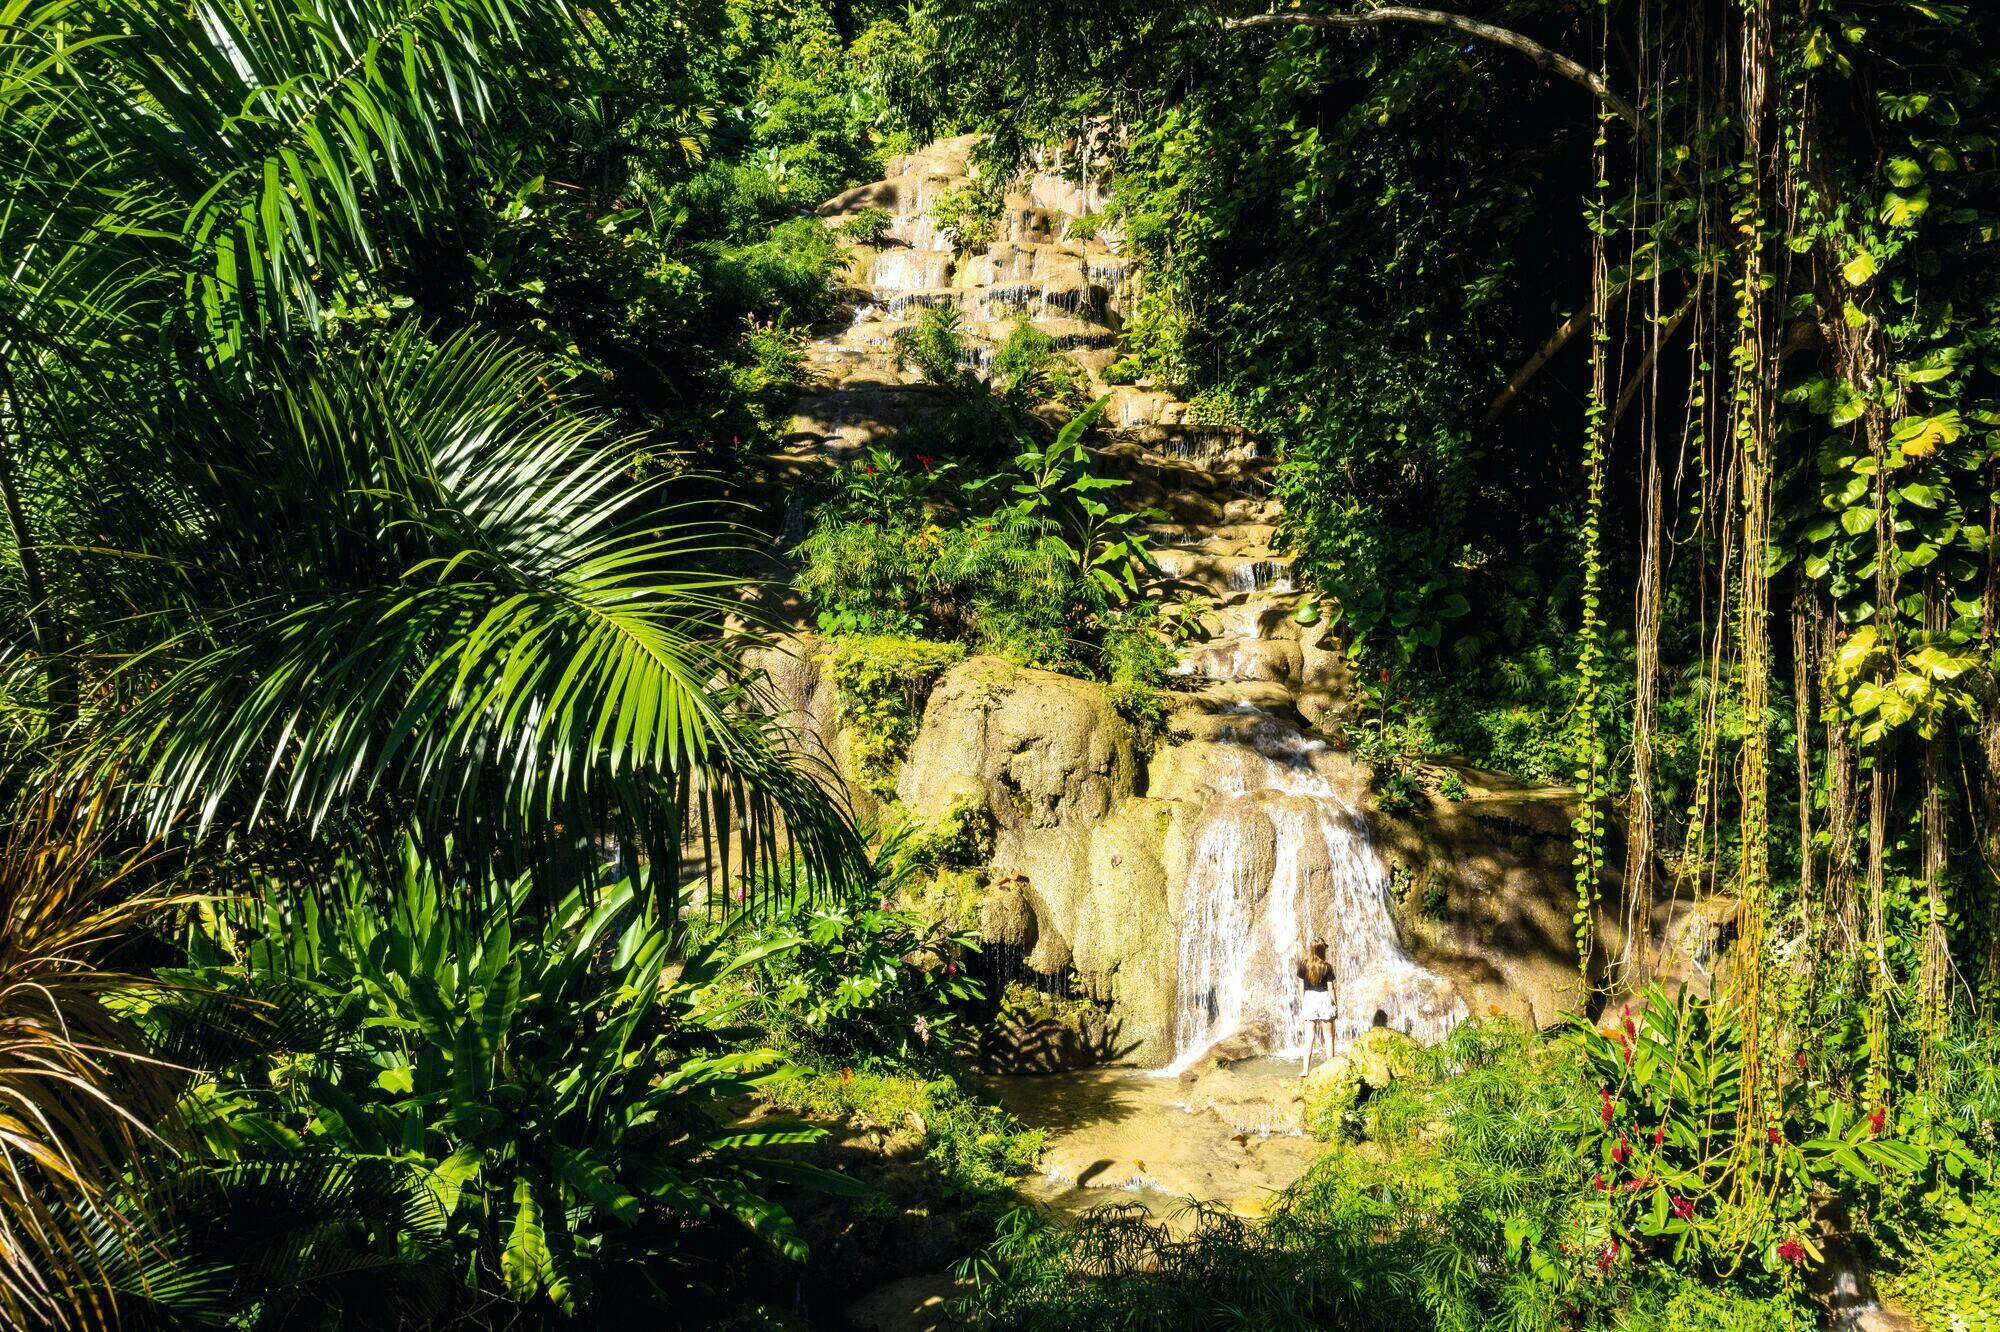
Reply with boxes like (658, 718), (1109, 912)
(1228, 559), (1295, 593)
(1163, 717), (1466, 1073)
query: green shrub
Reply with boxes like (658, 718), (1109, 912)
(715, 896), (980, 1063)
(1098, 355), (1142, 385)
(991, 319), (1088, 408)
(930, 178), (1003, 252)
(1880, 1188), (2000, 1332)
(712, 215), (841, 322)
(1100, 605), (1179, 750)
(825, 635), (967, 797)
(838, 206), (895, 245)
(894, 301), (973, 386)
(762, 1071), (1043, 1209)
(1571, 985), (1926, 1276)
(893, 797), (998, 874)
(955, 1016), (1814, 1331)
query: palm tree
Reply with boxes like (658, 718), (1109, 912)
(6, 0), (859, 899)
(0, 0), (860, 1316)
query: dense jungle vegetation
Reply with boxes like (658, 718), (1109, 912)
(4, 0), (2000, 1328)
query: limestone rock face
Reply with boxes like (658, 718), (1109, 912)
(741, 632), (887, 825)
(895, 658), (1189, 1058)
(898, 656), (1134, 829)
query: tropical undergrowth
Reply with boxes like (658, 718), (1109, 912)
(960, 1007), (1999, 1332)
(792, 327), (1179, 754)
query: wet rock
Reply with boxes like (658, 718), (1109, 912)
(978, 876), (1037, 950)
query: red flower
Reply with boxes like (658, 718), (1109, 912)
(1378, 668), (1392, 683)
(1867, 1108), (1886, 1137)
(1596, 1238), (1620, 1272)
(1777, 1236), (1806, 1266)
(1625, 1175), (1651, 1192)
(1795, 1051), (1807, 1071)
(864, 464), (876, 475)
(1600, 1089), (1615, 1127)
(1671, 1195), (1694, 1220)
(1767, 1126), (1782, 1145)
(1592, 1173), (1607, 1192)
(1652, 1124), (1666, 1147)
(1611, 1137), (1630, 1166)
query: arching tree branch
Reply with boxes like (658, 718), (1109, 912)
(1224, 8), (1640, 130)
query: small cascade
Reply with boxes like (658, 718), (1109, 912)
(1229, 560), (1295, 594)
(870, 248), (955, 292)
(1165, 717), (1465, 1073)
(881, 289), (958, 320)
(1152, 430), (1244, 466)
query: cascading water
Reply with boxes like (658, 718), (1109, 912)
(1163, 714), (1466, 1074)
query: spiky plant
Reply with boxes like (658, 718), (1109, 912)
(0, 790), (183, 1330)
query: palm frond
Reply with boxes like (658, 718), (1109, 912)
(77, 327), (861, 911)
(95, 0), (567, 350)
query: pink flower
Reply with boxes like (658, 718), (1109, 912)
(945, 961), (958, 978)
(913, 1015), (931, 1045)
(878, 896), (892, 911)
(1671, 1195), (1694, 1220)
(1777, 1236), (1805, 1265)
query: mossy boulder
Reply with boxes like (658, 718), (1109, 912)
(1302, 1028), (1423, 1140)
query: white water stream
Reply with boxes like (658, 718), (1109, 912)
(1164, 715), (1466, 1074)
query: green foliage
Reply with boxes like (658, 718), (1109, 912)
(1097, 355), (1142, 386)
(1572, 986), (1927, 1275)
(895, 302), (976, 388)
(991, 320), (1088, 409)
(930, 178), (1004, 252)
(759, 1071), (1044, 1207)
(1880, 1188), (2000, 1332)
(824, 635), (968, 798)
(1099, 603), (1179, 749)
(988, 397), (1160, 601)
(838, 207), (896, 245)
(957, 1017), (1816, 1330)
(714, 894), (982, 1063)
(892, 797), (999, 876)
(132, 854), (854, 1321)
(794, 397), (1153, 672)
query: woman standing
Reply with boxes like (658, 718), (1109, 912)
(1297, 939), (1337, 1076)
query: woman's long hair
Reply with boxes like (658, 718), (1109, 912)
(1299, 938), (1332, 988)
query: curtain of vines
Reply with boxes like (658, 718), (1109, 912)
(1574, 0), (2000, 1223)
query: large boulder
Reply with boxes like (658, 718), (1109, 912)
(898, 656), (1135, 829)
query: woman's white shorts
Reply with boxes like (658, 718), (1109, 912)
(1302, 989), (1336, 1023)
